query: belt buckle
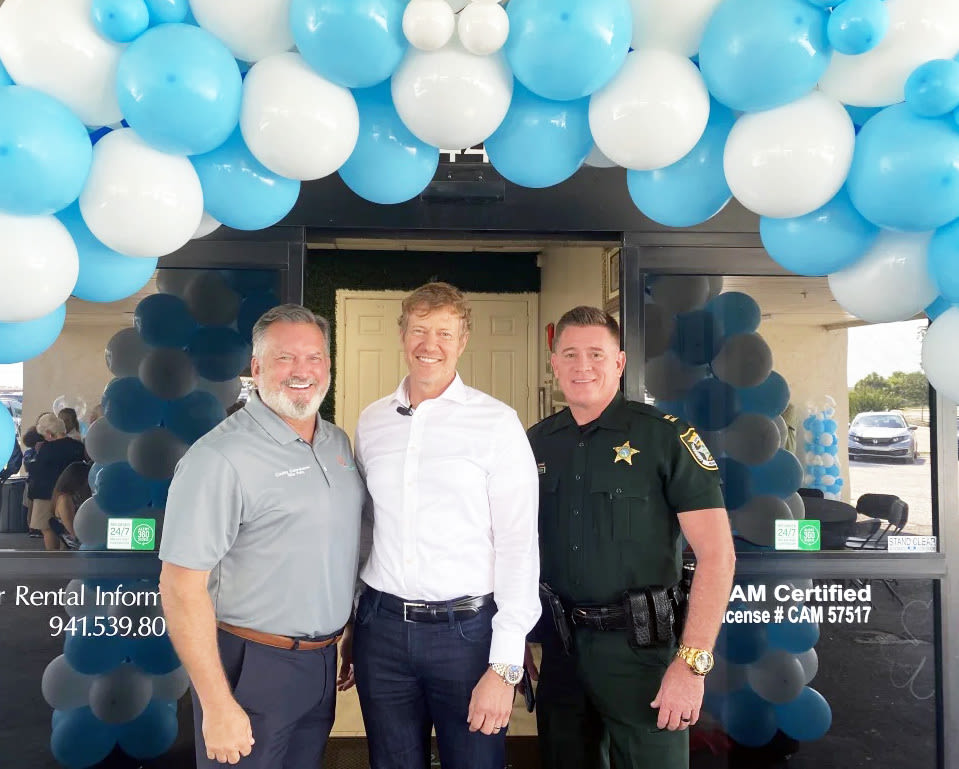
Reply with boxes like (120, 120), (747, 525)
(403, 601), (427, 623)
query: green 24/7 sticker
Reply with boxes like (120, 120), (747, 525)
(107, 518), (156, 551)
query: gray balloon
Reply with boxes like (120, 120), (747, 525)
(74, 497), (109, 547)
(184, 272), (241, 326)
(85, 417), (134, 465)
(698, 429), (726, 459)
(156, 269), (197, 299)
(151, 667), (190, 702)
(649, 276), (710, 314)
(774, 414), (788, 448)
(711, 333), (773, 388)
(89, 663), (153, 724)
(105, 327), (148, 378)
(746, 649), (806, 704)
(723, 413), (781, 465)
(705, 655), (746, 696)
(196, 376), (242, 408)
(643, 303), (675, 360)
(798, 648), (819, 684)
(731, 495), (791, 546)
(64, 578), (100, 618)
(645, 352), (708, 400)
(784, 492), (806, 521)
(128, 427), (189, 480)
(138, 347), (197, 400)
(42, 655), (93, 710)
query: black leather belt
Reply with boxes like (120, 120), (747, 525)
(374, 590), (494, 623)
(570, 605), (628, 631)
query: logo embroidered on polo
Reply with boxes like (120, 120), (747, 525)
(613, 441), (639, 465)
(680, 428), (718, 470)
(337, 455), (356, 470)
(275, 466), (311, 478)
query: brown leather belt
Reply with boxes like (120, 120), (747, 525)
(217, 621), (342, 651)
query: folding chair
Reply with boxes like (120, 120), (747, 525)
(844, 493), (908, 550)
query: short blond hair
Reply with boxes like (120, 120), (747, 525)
(399, 282), (472, 337)
(36, 413), (66, 438)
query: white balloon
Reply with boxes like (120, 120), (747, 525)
(818, 433), (834, 447)
(151, 666), (190, 702)
(828, 231), (937, 323)
(192, 212), (222, 240)
(724, 92), (855, 218)
(747, 649), (806, 704)
(628, 0), (724, 57)
(189, 0), (294, 63)
(589, 49), (710, 171)
(819, 0), (959, 107)
(648, 275), (711, 314)
(584, 144), (619, 169)
(79, 129), (203, 258)
(922, 308), (959, 403)
(784, 492), (805, 521)
(0, 213), (79, 322)
(392, 40), (512, 149)
(0, 0), (123, 126)
(403, 0), (456, 51)
(821, 453), (835, 468)
(797, 648), (819, 684)
(89, 663), (153, 724)
(196, 376), (243, 408)
(42, 655), (93, 710)
(821, 474), (837, 486)
(241, 53), (359, 181)
(457, 1), (509, 55)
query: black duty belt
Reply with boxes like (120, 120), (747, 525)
(375, 590), (494, 623)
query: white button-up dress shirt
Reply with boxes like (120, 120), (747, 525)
(355, 374), (541, 665)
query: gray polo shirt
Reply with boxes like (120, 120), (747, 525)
(159, 393), (364, 637)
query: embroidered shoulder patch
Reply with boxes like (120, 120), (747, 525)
(663, 414), (679, 423)
(680, 428), (718, 471)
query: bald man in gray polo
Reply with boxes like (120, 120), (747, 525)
(160, 305), (364, 769)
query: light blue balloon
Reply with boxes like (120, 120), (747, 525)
(704, 292), (761, 336)
(925, 295), (952, 320)
(716, 610), (767, 663)
(775, 687), (832, 741)
(63, 632), (130, 675)
(191, 128), (301, 229)
(826, 0), (888, 55)
(0, 58), (11, 86)
(50, 707), (118, 769)
(56, 203), (157, 302)
(0, 304), (67, 364)
(486, 82), (591, 189)
(627, 99), (734, 227)
(337, 82), (439, 203)
(760, 188), (879, 277)
(847, 103), (959, 232)
(928, 219), (959, 303)
(0, 402), (13, 465)
(116, 23), (241, 155)
(699, 0), (830, 112)
(291, 0), (407, 89)
(767, 614), (819, 653)
(504, 0), (632, 101)
(0, 86), (92, 215)
(844, 104), (881, 127)
(144, 0), (188, 24)
(905, 59), (959, 118)
(739, 371), (790, 419)
(751, 449), (803, 498)
(91, 0), (150, 43)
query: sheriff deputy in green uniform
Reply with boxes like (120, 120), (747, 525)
(527, 306), (736, 769)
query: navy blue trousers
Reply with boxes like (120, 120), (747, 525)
(353, 589), (507, 769)
(192, 628), (337, 769)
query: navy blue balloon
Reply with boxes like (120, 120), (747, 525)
(717, 457), (752, 511)
(685, 377), (740, 431)
(290, 0), (407, 89)
(775, 687), (832, 741)
(486, 82), (592, 189)
(905, 59), (959, 118)
(150, 478), (171, 508)
(751, 449), (803, 498)
(847, 103), (959, 232)
(699, 0), (830, 112)
(826, 0), (889, 56)
(627, 99), (735, 227)
(50, 706), (117, 769)
(0, 86), (93, 215)
(117, 700), (179, 759)
(135, 294), (196, 348)
(188, 327), (250, 381)
(191, 128), (300, 229)
(337, 82), (439, 204)
(760, 187), (879, 277)
(63, 631), (130, 674)
(0, 304), (66, 364)
(95, 462), (153, 513)
(163, 390), (226, 444)
(739, 371), (790, 419)
(716, 608), (767, 664)
(704, 292), (761, 337)
(237, 291), (280, 345)
(722, 688), (779, 747)
(129, 633), (181, 674)
(221, 269), (277, 297)
(92, 0), (150, 43)
(671, 310), (722, 366)
(103, 377), (164, 432)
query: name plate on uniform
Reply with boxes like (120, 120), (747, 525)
(107, 518), (157, 551)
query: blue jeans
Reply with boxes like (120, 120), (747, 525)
(353, 589), (506, 769)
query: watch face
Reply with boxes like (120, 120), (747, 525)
(694, 651), (713, 673)
(505, 665), (524, 685)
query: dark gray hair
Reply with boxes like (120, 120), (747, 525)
(251, 304), (331, 359)
(554, 306), (620, 350)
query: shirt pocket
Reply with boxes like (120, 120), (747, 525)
(590, 470), (652, 541)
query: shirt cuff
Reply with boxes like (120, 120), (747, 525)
(488, 629), (527, 667)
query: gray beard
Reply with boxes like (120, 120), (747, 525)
(259, 381), (329, 421)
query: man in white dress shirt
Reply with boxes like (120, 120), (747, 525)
(348, 282), (540, 769)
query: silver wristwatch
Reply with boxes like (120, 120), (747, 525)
(490, 663), (523, 686)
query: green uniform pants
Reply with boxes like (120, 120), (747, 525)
(536, 629), (688, 769)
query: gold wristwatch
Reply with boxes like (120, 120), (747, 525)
(676, 644), (714, 676)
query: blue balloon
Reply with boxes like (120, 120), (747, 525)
(823, 419), (837, 432)
(95, 461), (153, 513)
(671, 310), (722, 366)
(626, 99), (735, 227)
(717, 457), (752, 511)
(0, 58), (11, 86)
(485, 82), (591, 189)
(0, 403), (13, 465)
(290, 0), (407, 89)
(760, 187), (880, 277)
(775, 687), (832, 741)
(739, 371), (790, 419)
(699, 0), (830, 112)
(504, 0), (632, 101)
(685, 377), (741, 431)
(117, 700), (179, 759)
(824, 443), (838, 456)
(144, 0), (188, 24)
(751, 449), (803, 498)
(905, 59), (959, 118)
(92, 0), (150, 43)
(929, 219), (959, 302)
(826, 0), (889, 55)
(721, 688), (779, 747)
(847, 103), (959, 232)
(116, 24), (242, 155)
(163, 391), (226, 444)
(150, 477), (171, 508)
(844, 104), (881, 127)
(221, 269), (277, 297)
(188, 327), (250, 381)
(766, 611), (818, 653)
(925, 295), (952, 320)
(135, 294), (196, 348)
(704, 292), (761, 337)
(50, 707), (117, 769)
(0, 86), (92, 215)
(237, 291), (280, 345)
(0, 304), (66, 363)
(103, 377), (164, 432)
(191, 128), (300, 229)
(128, 633), (181, 674)
(337, 82), (439, 204)
(716, 611), (767, 664)
(63, 631), (131, 674)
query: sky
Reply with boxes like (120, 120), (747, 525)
(847, 319), (926, 387)
(0, 363), (21, 389)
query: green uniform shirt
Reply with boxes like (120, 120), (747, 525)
(527, 392), (724, 606)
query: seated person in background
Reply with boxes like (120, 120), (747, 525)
(58, 408), (84, 443)
(50, 461), (92, 548)
(29, 414), (86, 551)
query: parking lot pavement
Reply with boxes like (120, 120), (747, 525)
(847, 456), (935, 537)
